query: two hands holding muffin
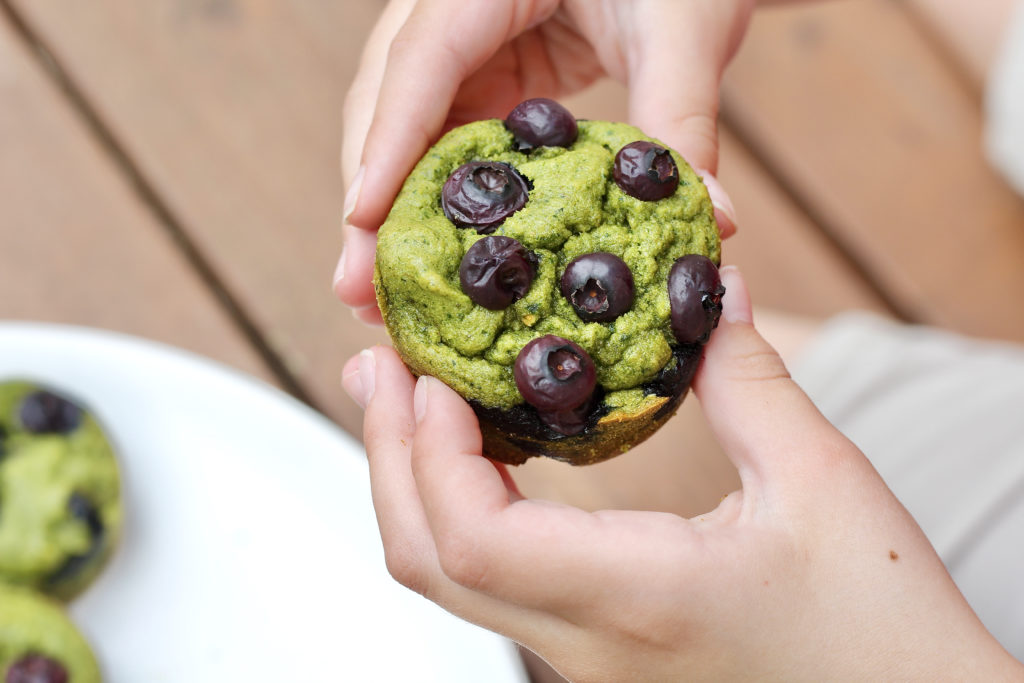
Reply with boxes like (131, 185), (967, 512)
(335, 1), (1021, 680)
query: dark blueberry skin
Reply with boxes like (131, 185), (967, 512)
(668, 254), (725, 345)
(470, 388), (607, 446)
(560, 252), (635, 323)
(459, 236), (538, 310)
(441, 161), (530, 233)
(5, 654), (69, 683)
(46, 493), (105, 588)
(18, 391), (82, 434)
(536, 394), (597, 436)
(613, 141), (680, 201)
(514, 336), (597, 415)
(504, 98), (578, 152)
(644, 345), (703, 402)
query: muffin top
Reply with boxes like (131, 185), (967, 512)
(375, 114), (720, 417)
(0, 381), (121, 599)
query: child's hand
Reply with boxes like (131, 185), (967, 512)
(342, 267), (1020, 681)
(336, 0), (751, 323)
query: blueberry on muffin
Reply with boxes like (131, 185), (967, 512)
(374, 99), (724, 465)
(0, 382), (122, 599)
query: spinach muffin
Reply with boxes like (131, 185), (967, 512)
(0, 583), (102, 683)
(375, 99), (724, 465)
(0, 382), (122, 600)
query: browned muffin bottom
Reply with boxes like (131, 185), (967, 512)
(473, 344), (702, 465)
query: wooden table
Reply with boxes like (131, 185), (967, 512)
(3, 0), (1023, 445)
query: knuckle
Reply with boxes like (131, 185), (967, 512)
(815, 434), (873, 479)
(382, 541), (431, 596)
(387, 17), (467, 84)
(435, 529), (490, 591)
(661, 111), (718, 170)
(384, 32), (417, 67)
(728, 347), (791, 384)
(683, 112), (719, 144)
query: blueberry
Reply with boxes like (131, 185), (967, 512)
(67, 492), (105, 538)
(537, 394), (597, 436)
(46, 493), (105, 588)
(18, 391), (82, 434)
(5, 654), (68, 683)
(613, 141), (679, 201)
(504, 98), (578, 152)
(644, 345), (703, 400)
(560, 252), (635, 323)
(441, 161), (529, 233)
(459, 236), (538, 310)
(514, 336), (596, 414)
(668, 254), (725, 345)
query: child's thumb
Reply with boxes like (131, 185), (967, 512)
(692, 267), (841, 484)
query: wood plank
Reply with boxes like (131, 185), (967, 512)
(6, 0), (390, 437)
(0, 13), (274, 384)
(723, 0), (1024, 343)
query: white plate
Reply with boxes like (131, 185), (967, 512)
(0, 322), (527, 683)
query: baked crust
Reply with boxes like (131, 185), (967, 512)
(473, 345), (700, 465)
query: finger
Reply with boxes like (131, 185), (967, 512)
(341, 353), (366, 409)
(358, 347), (437, 587)
(625, 0), (753, 176)
(353, 305), (385, 327)
(359, 349), (471, 601)
(410, 376), (512, 534)
(409, 376), (695, 612)
(341, 0), (418, 187)
(699, 171), (738, 240)
(337, 0), (416, 320)
(345, 0), (545, 232)
(692, 267), (847, 485)
(359, 353), (563, 638)
(409, 375), (577, 606)
(333, 224), (378, 309)
(338, 0), (518, 319)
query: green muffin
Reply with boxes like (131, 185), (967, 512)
(375, 99), (724, 465)
(0, 382), (122, 600)
(0, 583), (102, 683)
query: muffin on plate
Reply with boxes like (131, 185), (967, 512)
(0, 382), (122, 599)
(0, 583), (102, 683)
(374, 99), (724, 465)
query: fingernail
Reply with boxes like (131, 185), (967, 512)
(343, 166), (365, 224)
(333, 246), (347, 288)
(719, 265), (753, 325)
(341, 362), (364, 408)
(352, 304), (386, 327)
(358, 349), (376, 405)
(699, 171), (738, 236)
(413, 376), (429, 425)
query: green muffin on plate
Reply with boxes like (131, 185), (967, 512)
(0, 381), (122, 600)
